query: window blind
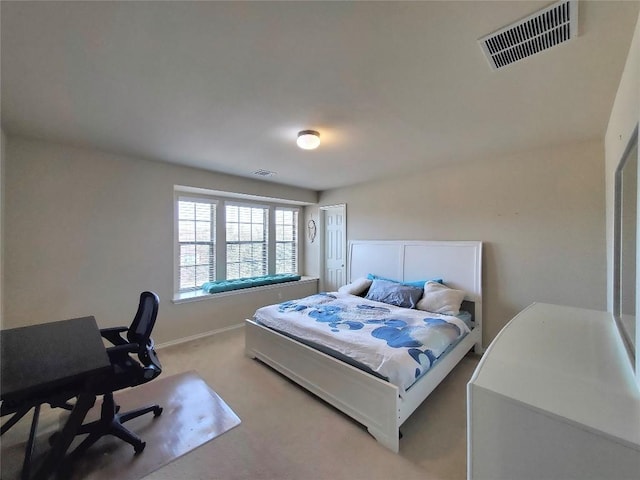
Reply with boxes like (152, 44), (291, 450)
(177, 197), (217, 291)
(225, 204), (268, 280)
(275, 208), (298, 274)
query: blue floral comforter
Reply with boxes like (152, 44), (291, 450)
(253, 292), (471, 394)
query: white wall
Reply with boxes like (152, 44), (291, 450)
(4, 136), (318, 343)
(4, 137), (612, 349)
(605, 12), (640, 378)
(0, 129), (5, 328)
(316, 141), (607, 345)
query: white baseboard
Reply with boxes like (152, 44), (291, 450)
(156, 322), (244, 350)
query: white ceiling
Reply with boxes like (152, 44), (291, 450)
(2, 1), (638, 191)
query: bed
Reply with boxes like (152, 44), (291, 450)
(245, 240), (483, 452)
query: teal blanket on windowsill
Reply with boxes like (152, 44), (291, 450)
(201, 274), (302, 294)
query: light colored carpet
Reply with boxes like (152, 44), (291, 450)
(1, 326), (479, 480)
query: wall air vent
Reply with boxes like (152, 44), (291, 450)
(253, 169), (276, 177)
(479, 0), (578, 70)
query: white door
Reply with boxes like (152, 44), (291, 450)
(321, 204), (346, 291)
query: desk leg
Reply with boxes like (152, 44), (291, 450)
(32, 393), (95, 480)
(22, 404), (41, 480)
(1, 406), (33, 435)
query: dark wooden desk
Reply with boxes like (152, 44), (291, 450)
(1, 316), (111, 480)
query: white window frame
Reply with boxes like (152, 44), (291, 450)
(174, 194), (218, 293)
(225, 201), (270, 280)
(275, 207), (299, 275)
(173, 189), (302, 301)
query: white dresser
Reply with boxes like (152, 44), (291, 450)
(467, 303), (640, 480)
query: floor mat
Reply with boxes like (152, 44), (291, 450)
(2, 370), (241, 480)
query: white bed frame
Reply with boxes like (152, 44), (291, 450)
(245, 240), (483, 452)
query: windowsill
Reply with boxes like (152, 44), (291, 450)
(172, 276), (319, 304)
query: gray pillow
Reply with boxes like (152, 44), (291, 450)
(365, 279), (423, 309)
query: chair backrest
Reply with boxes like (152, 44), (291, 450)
(127, 291), (159, 346)
(127, 291), (162, 378)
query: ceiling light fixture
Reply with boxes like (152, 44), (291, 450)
(296, 130), (320, 150)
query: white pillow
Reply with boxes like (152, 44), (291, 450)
(338, 277), (373, 296)
(416, 281), (465, 315)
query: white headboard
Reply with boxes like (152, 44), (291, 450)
(348, 240), (483, 305)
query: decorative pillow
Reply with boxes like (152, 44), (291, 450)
(367, 273), (443, 288)
(338, 277), (373, 296)
(365, 279), (423, 309)
(416, 281), (465, 315)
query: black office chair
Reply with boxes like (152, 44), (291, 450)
(65, 291), (163, 456)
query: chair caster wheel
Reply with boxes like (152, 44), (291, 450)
(153, 406), (163, 417)
(134, 442), (146, 454)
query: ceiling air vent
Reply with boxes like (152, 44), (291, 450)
(253, 169), (276, 177)
(479, 0), (578, 70)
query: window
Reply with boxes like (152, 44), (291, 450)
(175, 191), (301, 297)
(226, 204), (268, 279)
(177, 197), (216, 291)
(275, 208), (298, 274)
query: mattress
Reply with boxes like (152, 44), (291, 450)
(253, 292), (471, 395)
